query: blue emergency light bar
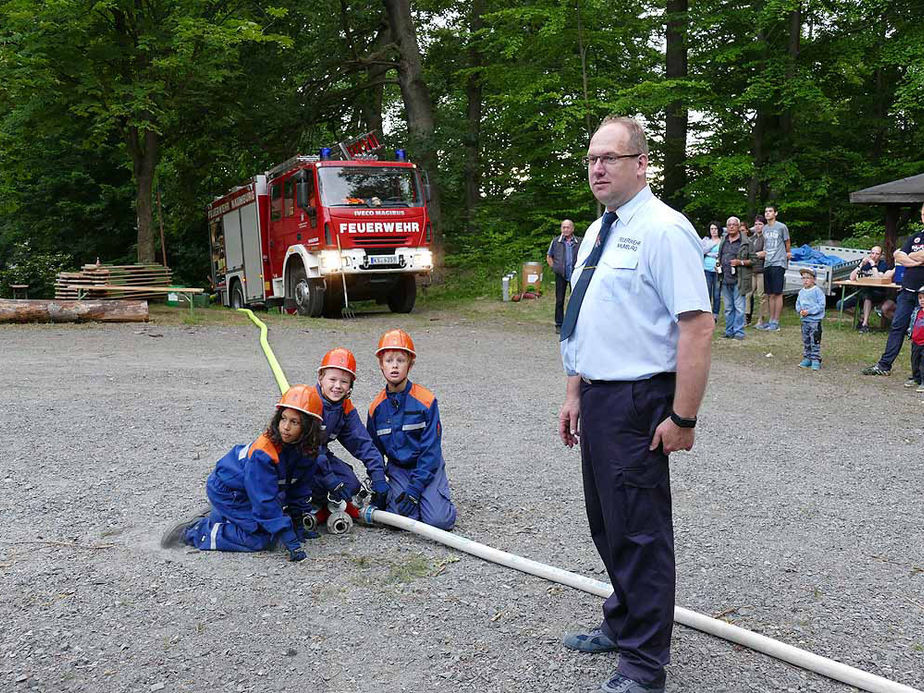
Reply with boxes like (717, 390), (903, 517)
(395, 149), (407, 161)
(320, 147), (332, 160)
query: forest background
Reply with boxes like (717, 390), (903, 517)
(1, 0), (922, 298)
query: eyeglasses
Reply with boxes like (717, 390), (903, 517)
(582, 153), (642, 167)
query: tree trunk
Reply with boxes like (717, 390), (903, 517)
(663, 0), (688, 211)
(779, 3), (801, 140)
(127, 126), (160, 263)
(383, 0), (443, 260)
(463, 0), (484, 235)
(361, 28), (390, 135)
(0, 299), (149, 323)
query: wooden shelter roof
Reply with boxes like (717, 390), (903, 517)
(850, 173), (924, 205)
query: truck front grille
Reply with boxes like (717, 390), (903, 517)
(351, 235), (411, 247)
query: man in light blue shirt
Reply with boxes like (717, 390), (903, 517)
(557, 117), (714, 693)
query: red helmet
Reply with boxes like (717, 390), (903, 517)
(375, 329), (416, 358)
(317, 347), (357, 378)
(276, 384), (323, 421)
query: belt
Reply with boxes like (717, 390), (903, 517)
(581, 372), (676, 386)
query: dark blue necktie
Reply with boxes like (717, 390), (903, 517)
(559, 211), (618, 342)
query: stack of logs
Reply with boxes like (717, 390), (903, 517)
(54, 263), (173, 300)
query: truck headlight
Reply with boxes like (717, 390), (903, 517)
(320, 250), (341, 269)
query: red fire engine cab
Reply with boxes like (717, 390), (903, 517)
(207, 132), (433, 317)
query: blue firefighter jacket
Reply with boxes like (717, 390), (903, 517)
(366, 381), (443, 496)
(316, 385), (387, 485)
(211, 433), (325, 549)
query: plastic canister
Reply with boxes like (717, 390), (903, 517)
(522, 262), (543, 292)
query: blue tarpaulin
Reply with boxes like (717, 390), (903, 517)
(789, 244), (846, 266)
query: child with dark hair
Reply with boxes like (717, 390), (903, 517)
(161, 385), (335, 562)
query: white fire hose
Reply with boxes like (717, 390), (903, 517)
(360, 507), (921, 693)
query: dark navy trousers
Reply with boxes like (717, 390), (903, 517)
(579, 374), (675, 687)
(878, 289), (917, 370)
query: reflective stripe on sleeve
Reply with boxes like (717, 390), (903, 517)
(402, 422), (426, 431)
(210, 522), (222, 550)
(376, 428), (392, 436)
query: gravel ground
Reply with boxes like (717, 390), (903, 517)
(1, 312), (922, 693)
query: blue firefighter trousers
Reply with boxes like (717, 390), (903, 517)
(385, 462), (457, 531)
(310, 454), (363, 504)
(185, 473), (274, 552)
(579, 374), (675, 688)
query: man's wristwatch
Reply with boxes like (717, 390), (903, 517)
(670, 411), (697, 428)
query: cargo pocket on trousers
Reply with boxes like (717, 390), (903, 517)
(623, 461), (670, 539)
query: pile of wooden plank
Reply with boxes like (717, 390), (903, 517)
(55, 263), (173, 300)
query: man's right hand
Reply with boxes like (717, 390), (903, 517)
(558, 376), (581, 447)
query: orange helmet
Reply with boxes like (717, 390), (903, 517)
(276, 384), (323, 421)
(375, 329), (416, 358)
(317, 347), (357, 378)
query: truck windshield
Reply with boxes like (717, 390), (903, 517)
(318, 166), (423, 208)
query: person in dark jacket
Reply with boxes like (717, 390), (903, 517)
(547, 219), (583, 333)
(160, 385), (329, 563)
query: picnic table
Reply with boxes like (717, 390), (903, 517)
(60, 284), (204, 312)
(832, 278), (901, 326)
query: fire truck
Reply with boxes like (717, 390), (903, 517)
(207, 132), (433, 317)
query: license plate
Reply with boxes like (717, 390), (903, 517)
(368, 255), (397, 266)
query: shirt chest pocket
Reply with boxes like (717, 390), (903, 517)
(400, 413), (427, 439)
(597, 252), (640, 300)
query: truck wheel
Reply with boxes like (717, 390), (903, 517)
(230, 280), (245, 309)
(388, 275), (416, 313)
(291, 266), (324, 317)
(322, 283), (344, 318)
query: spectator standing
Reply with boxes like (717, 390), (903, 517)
(548, 219), (583, 334)
(558, 116), (713, 693)
(757, 204), (791, 331)
(848, 246), (891, 332)
(749, 214), (767, 327)
(701, 221), (722, 320)
(796, 267), (825, 370)
(717, 216), (754, 340)
(904, 288), (924, 391)
(862, 203), (924, 376)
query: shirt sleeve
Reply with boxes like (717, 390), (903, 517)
(408, 399), (443, 495)
(285, 451), (324, 514)
(547, 239), (555, 257)
(338, 407), (387, 484)
(243, 450), (298, 549)
(902, 235), (916, 253)
(365, 409), (387, 458)
(648, 223), (713, 320)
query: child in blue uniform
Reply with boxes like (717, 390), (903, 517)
(313, 348), (391, 510)
(366, 329), (456, 530)
(160, 385), (330, 562)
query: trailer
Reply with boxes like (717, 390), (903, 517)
(207, 132), (433, 317)
(783, 245), (866, 296)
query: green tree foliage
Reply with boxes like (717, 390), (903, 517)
(1, 0), (922, 290)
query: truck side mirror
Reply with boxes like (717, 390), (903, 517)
(297, 177), (310, 211)
(422, 170), (432, 203)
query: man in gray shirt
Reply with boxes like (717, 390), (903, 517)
(754, 204), (791, 331)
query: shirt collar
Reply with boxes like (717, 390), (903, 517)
(608, 185), (653, 226)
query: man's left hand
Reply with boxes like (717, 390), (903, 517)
(650, 418), (695, 454)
